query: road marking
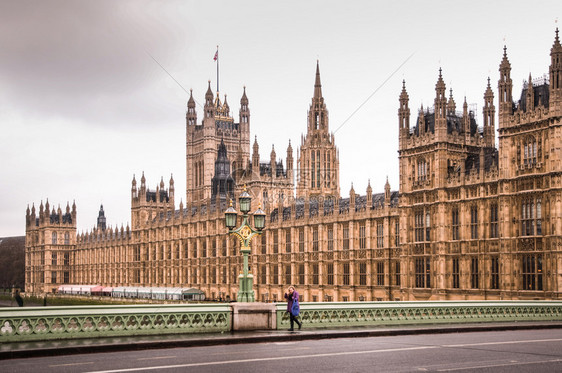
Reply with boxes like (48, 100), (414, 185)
(86, 346), (438, 373)
(435, 358), (562, 371)
(49, 362), (94, 367)
(85, 338), (562, 373)
(137, 356), (176, 361)
(444, 338), (562, 348)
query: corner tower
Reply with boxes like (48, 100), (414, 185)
(296, 61), (340, 199)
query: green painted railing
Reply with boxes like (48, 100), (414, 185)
(0, 304), (231, 342)
(276, 301), (562, 330)
(2, 301), (561, 343)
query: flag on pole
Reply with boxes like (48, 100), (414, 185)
(213, 50), (218, 61)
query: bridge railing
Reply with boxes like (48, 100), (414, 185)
(276, 301), (562, 330)
(0, 304), (231, 342)
(2, 301), (561, 343)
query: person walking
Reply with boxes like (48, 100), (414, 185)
(284, 286), (302, 331)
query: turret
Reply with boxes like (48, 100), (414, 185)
(483, 77), (495, 147)
(204, 80), (214, 119)
(240, 86), (250, 124)
(169, 174), (175, 206)
(525, 73), (535, 112)
(398, 80), (410, 147)
(447, 88), (456, 116)
(286, 140), (294, 182)
(97, 205), (107, 231)
(384, 177), (391, 206)
(550, 28), (562, 115)
(187, 89), (197, 126)
(434, 68), (447, 139)
(270, 145), (277, 178)
(498, 46), (513, 127)
(366, 180), (372, 206)
(252, 136), (260, 170)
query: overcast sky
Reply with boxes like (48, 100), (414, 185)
(0, 1), (560, 237)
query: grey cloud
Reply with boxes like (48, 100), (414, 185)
(0, 1), (188, 127)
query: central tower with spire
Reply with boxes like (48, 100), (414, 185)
(296, 61), (340, 199)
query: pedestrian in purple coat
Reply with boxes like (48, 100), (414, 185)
(284, 285), (302, 331)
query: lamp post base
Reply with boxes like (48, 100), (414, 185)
(237, 273), (255, 302)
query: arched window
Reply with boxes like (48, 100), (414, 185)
(523, 136), (537, 167)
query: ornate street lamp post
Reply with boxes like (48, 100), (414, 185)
(225, 186), (266, 302)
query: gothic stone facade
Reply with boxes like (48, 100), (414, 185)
(25, 31), (562, 301)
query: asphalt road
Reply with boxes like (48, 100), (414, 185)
(5, 329), (562, 372)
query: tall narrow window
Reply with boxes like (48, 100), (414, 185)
(394, 261), (401, 286)
(343, 225), (349, 250)
(260, 265), (266, 285)
(521, 197), (542, 236)
(327, 263), (334, 285)
(415, 211), (424, 242)
(272, 265), (279, 285)
(312, 264), (319, 285)
(522, 254), (543, 291)
(327, 226), (334, 251)
(312, 226), (319, 251)
(342, 263), (350, 285)
(284, 265), (291, 285)
(261, 233), (267, 254)
(273, 230), (278, 254)
(359, 262), (367, 286)
(52, 232), (57, 245)
(64, 232), (69, 245)
(425, 212), (431, 241)
(415, 257), (430, 288)
(285, 230), (292, 253)
(470, 206), (478, 239)
(359, 222), (366, 249)
(395, 221), (400, 246)
(452, 257), (460, 289)
(298, 264), (305, 285)
(377, 223), (384, 248)
(471, 257), (479, 289)
(491, 256), (499, 290)
(452, 208), (460, 240)
(299, 228), (305, 252)
(376, 262), (384, 286)
(490, 204), (498, 238)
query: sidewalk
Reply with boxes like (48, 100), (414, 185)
(2, 321), (562, 360)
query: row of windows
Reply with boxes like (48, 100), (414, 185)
(417, 255), (542, 291)
(417, 199), (542, 243)
(51, 232), (70, 245)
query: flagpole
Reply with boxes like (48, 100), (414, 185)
(216, 45), (219, 93)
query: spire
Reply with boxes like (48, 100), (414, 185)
(314, 60), (323, 99)
(187, 89), (195, 108)
(447, 88), (456, 114)
(241, 86), (248, 105)
(205, 80), (213, 103)
(553, 27), (561, 50)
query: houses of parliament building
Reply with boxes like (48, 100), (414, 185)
(25, 29), (562, 302)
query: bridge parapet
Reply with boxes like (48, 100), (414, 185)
(0, 304), (231, 342)
(276, 301), (562, 330)
(1, 301), (561, 343)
